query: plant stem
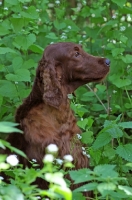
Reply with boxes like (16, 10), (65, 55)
(86, 84), (108, 114)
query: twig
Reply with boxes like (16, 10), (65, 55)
(86, 84), (108, 114)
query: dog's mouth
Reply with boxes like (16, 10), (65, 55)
(84, 75), (108, 83)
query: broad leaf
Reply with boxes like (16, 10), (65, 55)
(97, 182), (116, 195)
(0, 81), (17, 97)
(74, 182), (98, 192)
(69, 168), (93, 184)
(116, 144), (132, 162)
(111, 0), (126, 8)
(92, 131), (112, 150)
(13, 34), (36, 50)
(0, 122), (22, 133)
(118, 185), (132, 196)
(94, 164), (118, 179)
(6, 69), (30, 82)
(119, 122), (132, 128)
(0, 47), (16, 54)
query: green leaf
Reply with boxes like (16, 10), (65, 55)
(120, 35), (128, 44)
(116, 144), (132, 162)
(23, 59), (36, 69)
(72, 192), (85, 200)
(0, 81), (17, 97)
(13, 34), (36, 50)
(69, 168), (93, 184)
(0, 25), (10, 36)
(103, 146), (116, 159)
(0, 122), (22, 133)
(122, 54), (132, 63)
(91, 104), (104, 111)
(92, 131), (112, 150)
(118, 185), (132, 196)
(81, 131), (93, 144)
(74, 182), (98, 192)
(0, 47), (16, 54)
(109, 74), (131, 88)
(5, 0), (19, 5)
(45, 33), (58, 40)
(19, 0), (31, 2)
(0, 185), (24, 200)
(97, 182), (116, 195)
(54, 20), (66, 30)
(119, 122), (132, 128)
(77, 119), (88, 130)
(29, 44), (44, 54)
(111, 0), (126, 8)
(8, 146), (27, 158)
(6, 69), (30, 82)
(12, 57), (23, 71)
(11, 18), (25, 32)
(2, 140), (27, 158)
(106, 125), (123, 138)
(94, 164), (118, 178)
(21, 6), (39, 19)
(112, 48), (124, 57)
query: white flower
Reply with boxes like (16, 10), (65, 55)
(103, 17), (107, 22)
(56, 158), (63, 165)
(6, 155), (19, 166)
(63, 155), (73, 162)
(43, 154), (54, 163)
(82, 147), (85, 151)
(121, 16), (125, 22)
(113, 90), (117, 94)
(55, 0), (60, 4)
(112, 15), (116, 19)
(82, 0), (86, 5)
(86, 154), (90, 158)
(68, 26), (71, 29)
(61, 35), (67, 39)
(120, 26), (126, 31)
(127, 14), (131, 22)
(82, 151), (86, 155)
(77, 133), (82, 139)
(46, 144), (58, 153)
(0, 176), (4, 180)
(32, 159), (37, 163)
(4, 7), (8, 10)
(91, 13), (95, 17)
(112, 40), (116, 44)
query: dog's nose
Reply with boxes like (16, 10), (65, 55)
(105, 59), (110, 66)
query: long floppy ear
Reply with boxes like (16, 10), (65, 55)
(41, 60), (63, 109)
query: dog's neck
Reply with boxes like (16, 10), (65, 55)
(15, 85), (73, 124)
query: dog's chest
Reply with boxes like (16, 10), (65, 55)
(22, 103), (81, 143)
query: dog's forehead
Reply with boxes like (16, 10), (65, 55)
(44, 42), (83, 60)
(46, 42), (82, 52)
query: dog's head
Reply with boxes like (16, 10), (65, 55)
(36, 42), (110, 108)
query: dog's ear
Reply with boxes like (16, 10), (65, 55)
(37, 59), (63, 109)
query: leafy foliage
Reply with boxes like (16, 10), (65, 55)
(0, 0), (132, 199)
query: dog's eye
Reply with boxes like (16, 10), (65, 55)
(75, 52), (80, 57)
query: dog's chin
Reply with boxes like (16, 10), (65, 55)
(84, 73), (109, 83)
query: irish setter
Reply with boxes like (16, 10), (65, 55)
(4, 42), (110, 192)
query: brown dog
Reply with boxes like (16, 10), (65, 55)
(4, 42), (110, 190)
